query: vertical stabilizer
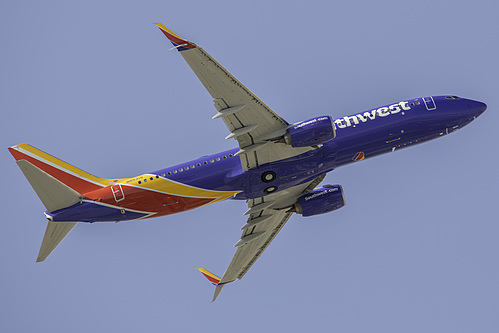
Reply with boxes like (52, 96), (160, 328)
(8, 144), (109, 194)
(16, 160), (82, 212)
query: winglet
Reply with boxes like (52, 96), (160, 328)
(197, 268), (235, 302)
(197, 268), (221, 285)
(154, 23), (197, 51)
(212, 284), (225, 302)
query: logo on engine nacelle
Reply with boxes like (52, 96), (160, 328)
(304, 187), (338, 201)
(293, 116), (330, 130)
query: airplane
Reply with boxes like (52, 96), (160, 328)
(8, 23), (487, 301)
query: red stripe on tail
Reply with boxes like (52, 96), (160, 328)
(9, 148), (103, 194)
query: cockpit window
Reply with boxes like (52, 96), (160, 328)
(445, 96), (460, 99)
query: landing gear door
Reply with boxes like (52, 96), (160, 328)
(423, 96), (436, 111)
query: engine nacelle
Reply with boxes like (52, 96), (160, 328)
(294, 185), (345, 217)
(284, 116), (335, 147)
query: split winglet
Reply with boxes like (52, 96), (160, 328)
(198, 268), (221, 285)
(197, 268), (235, 302)
(154, 23), (197, 51)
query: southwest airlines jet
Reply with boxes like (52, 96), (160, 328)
(8, 24), (486, 301)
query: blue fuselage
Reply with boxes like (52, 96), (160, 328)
(41, 95), (486, 223)
(155, 96), (485, 200)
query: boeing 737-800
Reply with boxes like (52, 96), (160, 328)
(8, 24), (486, 301)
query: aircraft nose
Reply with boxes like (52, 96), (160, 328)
(467, 99), (487, 117)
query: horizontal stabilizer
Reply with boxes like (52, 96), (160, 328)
(16, 160), (82, 212)
(37, 221), (77, 262)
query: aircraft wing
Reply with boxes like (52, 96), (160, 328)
(155, 24), (314, 170)
(206, 174), (326, 301)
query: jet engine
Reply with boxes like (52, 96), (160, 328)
(283, 116), (335, 147)
(292, 185), (345, 217)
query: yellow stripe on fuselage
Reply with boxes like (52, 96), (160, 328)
(123, 174), (239, 203)
(17, 144), (237, 202)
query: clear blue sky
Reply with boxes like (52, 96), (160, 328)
(2, 1), (498, 332)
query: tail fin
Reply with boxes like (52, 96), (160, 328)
(8, 144), (110, 195)
(8, 144), (108, 262)
(16, 159), (82, 212)
(197, 268), (235, 302)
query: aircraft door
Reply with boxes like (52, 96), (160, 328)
(111, 184), (125, 202)
(423, 96), (436, 111)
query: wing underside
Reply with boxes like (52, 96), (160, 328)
(155, 23), (314, 170)
(211, 175), (326, 301)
